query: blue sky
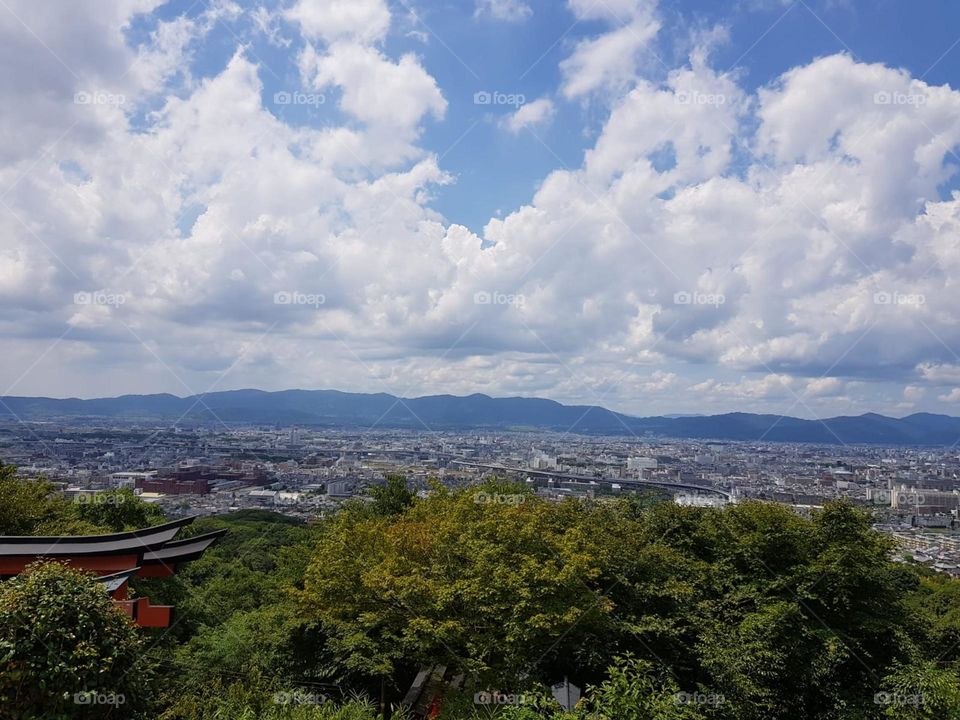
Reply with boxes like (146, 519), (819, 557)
(128, 0), (960, 232)
(2, 0), (960, 419)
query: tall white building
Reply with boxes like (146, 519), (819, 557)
(627, 456), (657, 471)
(532, 452), (558, 470)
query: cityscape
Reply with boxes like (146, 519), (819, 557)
(6, 415), (960, 576)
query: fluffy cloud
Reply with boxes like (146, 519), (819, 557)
(2, 0), (960, 420)
(284, 0), (390, 44)
(301, 43), (445, 127)
(560, 0), (661, 98)
(289, 0), (446, 171)
(502, 98), (555, 133)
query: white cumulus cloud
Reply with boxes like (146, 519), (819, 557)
(502, 98), (555, 133)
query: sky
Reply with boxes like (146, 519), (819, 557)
(2, 0), (960, 419)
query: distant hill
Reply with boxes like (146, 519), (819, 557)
(2, 389), (960, 445)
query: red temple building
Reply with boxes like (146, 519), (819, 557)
(0, 517), (225, 627)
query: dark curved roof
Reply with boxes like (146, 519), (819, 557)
(0, 517), (196, 557)
(142, 529), (227, 565)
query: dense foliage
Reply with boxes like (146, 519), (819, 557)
(297, 483), (960, 719)
(0, 461), (165, 535)
(1, 464), (960, 719)
(0, 562), (152, 719)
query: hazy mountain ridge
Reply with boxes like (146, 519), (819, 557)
(3, 390), (960, 445)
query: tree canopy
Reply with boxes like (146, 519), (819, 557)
(0, 461), (165, 535)
(296, 483), (960, 719)
(0, 562), (152, 720)
(2, 463), (960, 719)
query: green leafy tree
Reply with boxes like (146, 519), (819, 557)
(878, 660), (960, 719)
(643, 500), (918, 720)
(437, 655), (709, 720)
(0, 561), (153, 719)
(158, 672), (391, 720)
(0, 462), (99, 535)
(147, 512), (332, 713)
(300, 483), (625, 685)
(298, 492), (938, 719)
(73, 487), (166, 531)
(0, 462), (165, 536)
(368, 475), (414, 517)
(573, 655), (709, 720)
(906, 571), (960, 664)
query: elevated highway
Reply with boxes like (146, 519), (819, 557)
(448, 460), (732, 500)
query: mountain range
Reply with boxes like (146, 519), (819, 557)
(2, 389), (960, 445)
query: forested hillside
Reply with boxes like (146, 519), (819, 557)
(1, 464), (960, 719)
